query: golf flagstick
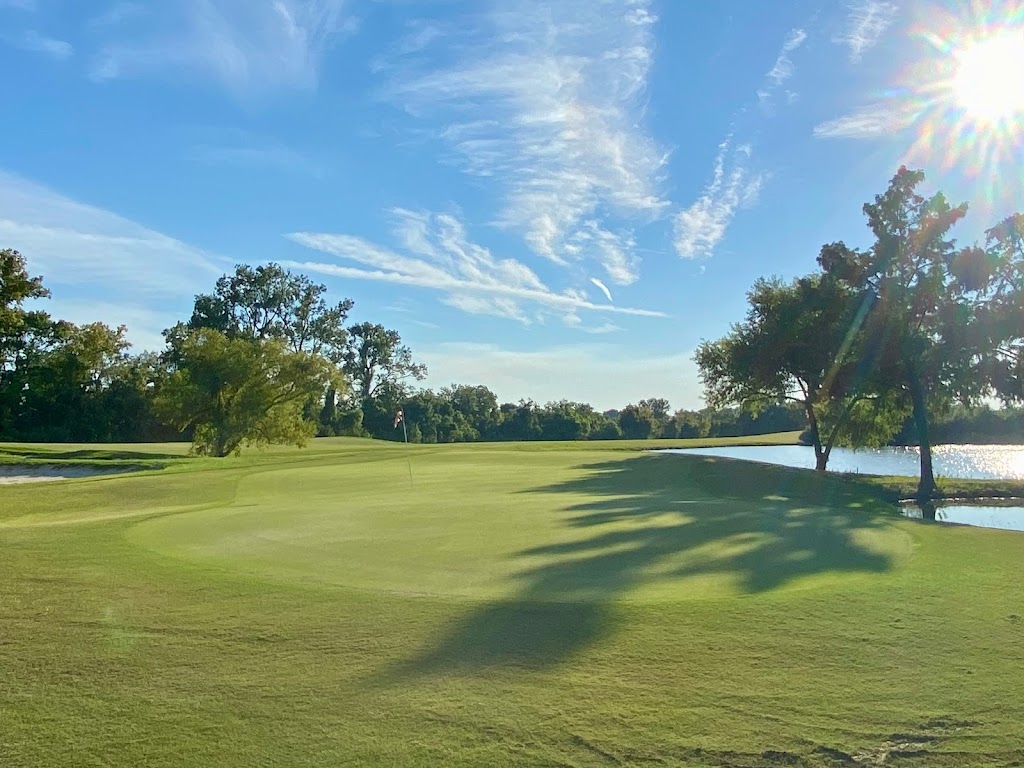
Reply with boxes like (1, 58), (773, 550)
(396, 408), (413, 489)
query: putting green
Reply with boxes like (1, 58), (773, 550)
(129, 447), (913, 601)
(5, 438), (1023, 767)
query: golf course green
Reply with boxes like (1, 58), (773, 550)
(2, 436), (1023, 767)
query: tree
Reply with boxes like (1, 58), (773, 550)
(1, 249), (54, 369)
(537, 400), (602, 441)
(441, 384), (501, 440)
(695, 274), (895, 470)
(187, 263), (353, 359)
(344, 322), (426, 402)
(968, 214), (1024, 401)
(1, 250), (64, 432)
(156, 329), (337, 456)
(618, 403), (660, 440)
(590, 419), (623, 440)
(497, 400), (543, 441)
(665, 409), (710, 439)
(176, 263), (354, 440)
(818, 167), (990, 497)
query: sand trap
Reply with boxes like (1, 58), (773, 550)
(0, 465), (131, 485)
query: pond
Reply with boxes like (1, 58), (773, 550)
(659, 444), (1024, 480)
(901, 502), (1024, 532)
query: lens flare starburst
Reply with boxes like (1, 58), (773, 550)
(895, 2), (1024, 206)
(951, 29), (1024, 124)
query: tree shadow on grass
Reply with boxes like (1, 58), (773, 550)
(376, 454), (900, 683)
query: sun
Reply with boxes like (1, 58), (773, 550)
(951, 29), (1024, 125)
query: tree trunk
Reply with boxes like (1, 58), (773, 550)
(805, 405), (828, 471)
(907, 369), (936, 499)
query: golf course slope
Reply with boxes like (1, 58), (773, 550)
(2, 437), (1022, 767)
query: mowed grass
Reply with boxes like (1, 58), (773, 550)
(1, 437), (1023, 767)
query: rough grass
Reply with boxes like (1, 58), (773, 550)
(1, 436), (1023, 767)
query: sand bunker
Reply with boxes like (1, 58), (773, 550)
(0, 466), (131, 485)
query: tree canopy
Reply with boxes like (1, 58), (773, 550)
(157, 329), (338, 457)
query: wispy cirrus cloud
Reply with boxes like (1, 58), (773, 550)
(589, 277), (613, 303)
(0, 0), (36, 10)
(0, 170), (224, 299)
(674, 27), (806, 261)
(382, 0), (667, 285)
(833, 1), (899, 62)
(91, 0), (353, 95)
(813, 101), (917, 139)
(673, 139), (763, 260)
(0, 170), (227, 350)
(287, 209), (666, 325)
(565, 222), (640, 285)
(5, 30), (73, 60)
(757, 28), (807, 107)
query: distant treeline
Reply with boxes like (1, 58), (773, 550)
(350, 396), (807, 444)
(893, 406), (1024, 446)
(2, 246), (807, 450)
(4, 243), (1023, 452)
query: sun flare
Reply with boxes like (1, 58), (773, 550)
(951, 29), (1024, 124)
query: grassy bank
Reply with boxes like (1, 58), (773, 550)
(1, 437), (1022, 766)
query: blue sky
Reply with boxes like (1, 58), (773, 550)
(2, 0), (1022, 410)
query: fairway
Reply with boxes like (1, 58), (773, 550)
(2, 439), (1023, 767)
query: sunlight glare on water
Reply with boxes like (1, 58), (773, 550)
(661, 444), (1024, 480)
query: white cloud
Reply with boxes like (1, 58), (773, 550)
(420, 342), (702, 411)
(0, 170), (225, 300)
(566, 222), (639, 285)
(757, 28), (807, 107)
(671, 27), (803, 261)
(286, 208), (667, 323)
(589, 277), (613, 302)
(833, 1), (899, 62)
(0, 0), (35, 9)
(383, 0), (667, 278)
(813, 102), (916, 139)
(7, 30), (73, 60)
(91, 0), (351, 95)
(673, 139), (764, 260)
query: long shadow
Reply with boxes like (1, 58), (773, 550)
(377, 454), (900, 683)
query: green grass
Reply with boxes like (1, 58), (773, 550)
(2, 436), (1023, 767)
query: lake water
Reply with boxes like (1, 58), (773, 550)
(901, 503), (1024, 532)
(660, 444), (1024, 480)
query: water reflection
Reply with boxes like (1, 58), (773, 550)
(661, 444), (1024, 480)
(901, 501), (1024, 532)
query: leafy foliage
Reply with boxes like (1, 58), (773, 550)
(819, 167), (991, 496)
(186, 263), (354, 360)
(156, 329), (337, 456)
(343, 322), (427, 401)
(694, 274), (884, 470)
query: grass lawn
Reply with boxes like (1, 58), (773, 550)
(1, 436), (1022, 766)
